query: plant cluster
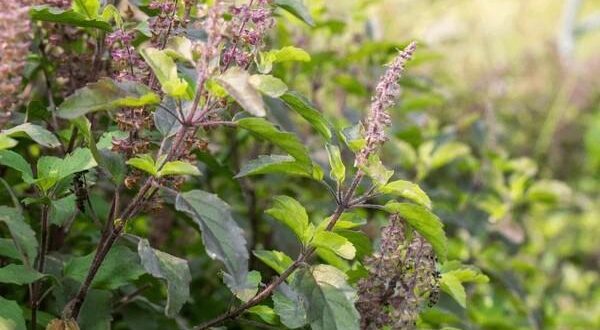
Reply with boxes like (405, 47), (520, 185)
(3, 1), (595, 330)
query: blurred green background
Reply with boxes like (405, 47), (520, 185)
(266, 0), (600, 328)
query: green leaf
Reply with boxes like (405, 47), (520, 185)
(290, 264), (360, 330)
(57, 78), (160, 119)
(50, 194), (77, 226)
(216, 67), (266, 117)
(154, 101), (183, 137)
(281, 91), (332, 140)
(72, 0), (100, 19)
(140, 47), (190, 98)
(0, 150), (34, 183)
(527, 180), (571, 204)
(2, 123), (60, 148)
(360, 155), (393, 186)
(235, 155), (313, 178)
(311, 231), (356, 260)
(30, 5), (111, 31)
(0, 297), (26, 330)
(334, 230), (372, 259)
(326, 144), (345, 183)
(78, 289), (112, 330)
(98, 149), (127, 185)
(247, 305), (278, 325)
(164, 36), (194, 64)
(249, 74), (288, 97)
(265, 196), (311, 244)
(268, 46), (311, 63)
(440, 272), (466, 308)
(64, 245), (145, 290)
(126, 154), (157, 176)
(384, 202), (447, 262)
(379, 180), (432, 209)
(232, 271), (261, 303)
(0, 239), (21, 261)
(273, 0), (315, 26)
(340, 124), (365, 153)
(175, 190), (249, 291)
(258, 46), (311, 73)
(273, 283), (308, 328)
(0, 135), (18, 150)
(158, 161), (201, 177)
(253, 250), (293, 275)
(430, 142), (470, 169)
(441, 262), (489, 284)
(137, 239), (191, 317)
(237, 117), (311, 167)
(0, 207), (37, 267)
(36, 148), (97, 191)
(0, 264), (44, 285)
(328, 212), (365, 230)
(315, 248), (350, 272)
(101, 4), (122, 26)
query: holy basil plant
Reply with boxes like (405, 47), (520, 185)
(0, 1), (487, 330)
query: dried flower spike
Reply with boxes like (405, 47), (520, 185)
(357, 214), (439, 329)
(356, 41), (417, 166)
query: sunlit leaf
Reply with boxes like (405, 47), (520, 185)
(360, 155), (393, 186)
(30, 5), (111, 31)
(217, 67), (266, 116)
(265, 196), (311, 244)
(237, 117), (311, 167)
(164, 36), (194, 64)
(253, 250), (294, 275)
(311, 230), (356, 260)
(379, 180), (432, 209)
(281, 91), (332, 140)
(57, 78), (159, 119)
(126, 154), (157, 176)
(158, 161), (201, 177)
(274, 0), (315, 26)
(71, 0), (100, 19)
(440, 272), (466, 308)
(384, 202), (447, 262)
(249, 74), (288, 97)
(140, 47), (190, 98)
(326, 144), (345, 183)
(247, 305), (278, 325)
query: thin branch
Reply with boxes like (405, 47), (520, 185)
(31, 204), (50, 330)
(194, 172), (364, 330)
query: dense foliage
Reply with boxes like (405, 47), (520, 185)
(0, 0), (598, 330)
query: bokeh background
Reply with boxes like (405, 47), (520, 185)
(263, 0), (600, 328)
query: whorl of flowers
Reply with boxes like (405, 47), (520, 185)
(223, 0), (274, 68)
(106, 29), (147, 82)
(0, 0), (32, 127)
(356, 42), (417, 166)
(356, 214), (440, 329)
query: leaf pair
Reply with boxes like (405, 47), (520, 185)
(266, 196), (358, 260)
(126, 154), (200, 178)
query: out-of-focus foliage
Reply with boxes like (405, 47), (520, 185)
(270, 0), (599, 328)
